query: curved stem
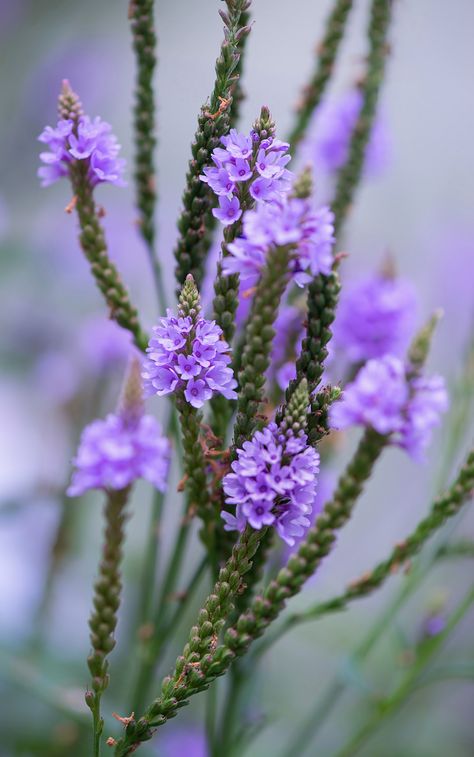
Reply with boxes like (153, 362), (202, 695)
(334, 587), (474, 757)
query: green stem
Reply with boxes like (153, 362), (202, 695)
(113, 526), (266, 755)
(263, 449), (474, 642)
(287, 0), (354, 150)
(334, 587), (474, 757)
(332, 0), (393, 235)
(86, 488), (130, 757)
(129, 0), (168, 312)
(173, 0), (251, 290)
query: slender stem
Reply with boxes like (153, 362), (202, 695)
(206, 680), (219, 757)
(129, 0), (168, 312)
(331, 0), (393, 235)
(287, 0), (354, 150)
(281, 680), (345, 757)
(334, 587), (474, 757)
(137, 489), (165, 627)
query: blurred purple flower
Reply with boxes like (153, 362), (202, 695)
(67, 412), (170, 496)
(333, 272), (418, 363)
(157, 726), (206, 757)
(330, 355), (448, 459)
(305, 89), (390, 177)
(38, 114), (126, 188)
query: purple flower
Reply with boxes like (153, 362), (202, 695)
(222, 422), (320, 546)
(333, 273), (418, 363)
(143, 310), (237, 408)
(223, 197), (335, 287)
(38, 113), (126, 188)
(305, 89), (390, 177)
(201, 128), (294, 227)
(67, 412), (170, 496)
(330, 355), (448, 459)
(212, 195), (242, 226)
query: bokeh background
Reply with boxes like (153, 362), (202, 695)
(1, 1), (473, 755)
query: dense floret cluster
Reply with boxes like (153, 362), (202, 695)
(142, 310), (237, 408)
(200, 128), (293, 225)
(222, 422), (320, 545)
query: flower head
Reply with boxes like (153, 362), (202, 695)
(67, 413), (170, 496)
(222, 422), (320, 545)
(330, 355), (448, 459)
(305, 89), (390, 177)
(143, 310), (237, 408)
(38, 114), (125, 188)
(223, 197), (335, 287)
(333, 273), (418, 362)
(200, 128), (293, 226)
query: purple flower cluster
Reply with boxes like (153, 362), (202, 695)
(333, 273), (418, 362)
(38, 115), (125, 188)
(330, 355), (448, 459)
(200, 128), (293, 226)
(222, 197), (335, 287)
(305, 89), (390, 177)
(67, 412), (170, 496)
(142, 310), (237, 408)
(222, 422), (320, 546)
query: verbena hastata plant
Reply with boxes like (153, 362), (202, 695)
(37, 1), (473, 755)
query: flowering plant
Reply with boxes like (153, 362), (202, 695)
(5, 2), (473, 757)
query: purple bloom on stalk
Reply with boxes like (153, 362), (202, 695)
(330, 355), (448, 459)
(223, 197), (335, 287)
(333, 273), (418, 362)
(38, 113), (125, 188)
(143, 310), (237, 408)
(67, 413), (170, 496)
(200, 127), (294, 227)
(305, 89), (390, 177)
(222, 422), (319, 546)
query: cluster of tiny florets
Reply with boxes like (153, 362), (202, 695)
(142, 310), (237, 408)
(330, 355), (448, 459)
(200, 128), (293, 226)
(38, 115), (125, 188)
(222, 422), (320, 546)
(67, 413), (170, 496)
(223, 197), (335, 287)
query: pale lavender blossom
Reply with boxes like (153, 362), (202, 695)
(67, 413), (170, 496)
(333, 273), (418, 362)
(222, 422), (320, 546)
(223, 197), (335, 287)
(38, 113), (126, 188)
(142, 310), (237, 408)
(330, 355), (448, 459)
